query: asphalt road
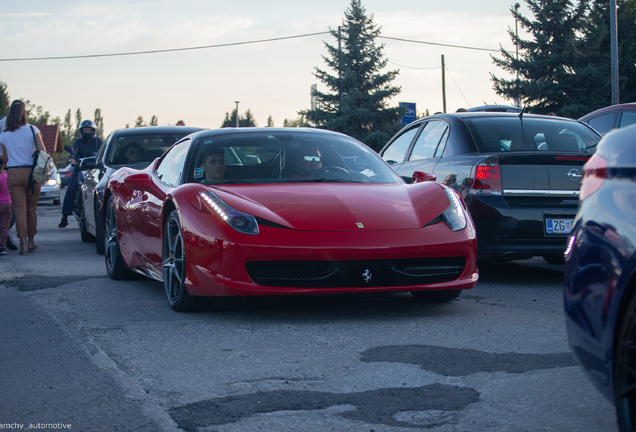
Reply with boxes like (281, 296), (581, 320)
(0, 197), (617, 432)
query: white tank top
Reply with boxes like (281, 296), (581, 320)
(0, 124), (40, 166)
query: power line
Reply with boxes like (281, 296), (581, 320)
(378, 36), (499, 53)
(0, 32), (500, 62)
(444, 65), (471, 107)
(0, 31), (331, 62)
(387, 60), (439, 70)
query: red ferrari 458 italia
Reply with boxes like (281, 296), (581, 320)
(103, 128), (478, 312)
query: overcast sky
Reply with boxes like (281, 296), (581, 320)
(0, 0), (528, 136)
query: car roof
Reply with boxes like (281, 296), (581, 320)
(579, 102), (636, 121)
(467, 105), (523, 113)
(110, 126), (206, 136)
(186, 127), (355, 140)
(423, 112), (578, 122)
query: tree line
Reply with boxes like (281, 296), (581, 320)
(3, 0), (634, 151)
(492, 0), (636, 118)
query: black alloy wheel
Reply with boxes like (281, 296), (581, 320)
(615, 292), (636, 432)
(411, 289), (462, 302)
(104, 197), (131, 280)
(162, 211), (215, 312)
(95, 201), (105, 255)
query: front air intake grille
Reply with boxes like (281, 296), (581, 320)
(245, 257), (466, 288)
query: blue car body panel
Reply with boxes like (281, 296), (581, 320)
(564, 124), (636, 402)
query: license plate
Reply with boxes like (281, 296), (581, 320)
(545, 218), (574, 235)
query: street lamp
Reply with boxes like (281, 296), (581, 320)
(235, 101), (240, 128)
(514, 3), (521, 107)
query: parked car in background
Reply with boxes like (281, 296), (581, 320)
(104, 128), (478, 312)
(579, 102), (636, 136)
(379, 112), (601, 262)
(78, 126), (204, 253)
(58, 164), (74, 188)
(38, 167), (61, 206)
(563, 124), (636, 431)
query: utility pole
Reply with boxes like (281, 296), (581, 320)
(441, 55), (446, 114)
(610, 0), (619, 104)
(338, 26), (342, 82)
(235, 101), (240, 128)
(514, 3), (521, 107)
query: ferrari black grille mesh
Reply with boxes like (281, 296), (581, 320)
(245, 257), (466, 288)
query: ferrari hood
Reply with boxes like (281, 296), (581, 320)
(210, 183), (451, 231)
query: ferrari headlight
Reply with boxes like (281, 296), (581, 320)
(199, 192), (259, 235)
(442, 188), (467, 231)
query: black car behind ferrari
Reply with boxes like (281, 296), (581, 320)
(78, 126), (204, 253)
(379, 112), (601, 262)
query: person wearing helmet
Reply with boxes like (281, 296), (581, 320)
(59, 119), (102, 228)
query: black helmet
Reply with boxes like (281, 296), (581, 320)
(79, 119), (96, 140)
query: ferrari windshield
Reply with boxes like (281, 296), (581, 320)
(187, 131), (403, 184)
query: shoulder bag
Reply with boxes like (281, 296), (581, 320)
(29, 125), (56, 187)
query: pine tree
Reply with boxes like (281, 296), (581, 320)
(583, 0), (636, 107)
(300, 0), (402, 150)
(150, 115), (158, 126)
(491, 0), (590, 117)
(267, 116), (274, 127)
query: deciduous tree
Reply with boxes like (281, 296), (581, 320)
(0, 79), (10, 119)
(94, 108), (104, 138)
(75, 109), (82, 138)
(221, 108), (257, 127)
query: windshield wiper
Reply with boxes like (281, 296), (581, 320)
(310, 178), (362, 183)
(221, 179), (250, 184)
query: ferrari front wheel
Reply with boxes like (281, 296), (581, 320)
(104, 197), (131, 280)
(162, 211), (215, 312)
(411, 289), (462, 302)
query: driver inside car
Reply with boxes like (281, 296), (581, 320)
(290, 147), (322, 178)
(197, 147), (226, 183)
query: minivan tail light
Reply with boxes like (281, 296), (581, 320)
(469, 157), (502, 196)
(579, 153), (607, 201)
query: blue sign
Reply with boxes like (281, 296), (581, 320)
(399, 102), (417, 125)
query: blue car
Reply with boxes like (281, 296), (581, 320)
(564, 123), (636, 431)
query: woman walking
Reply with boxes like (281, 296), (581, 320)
(0, 100), (46, 255)
(0, 142), (10, 255)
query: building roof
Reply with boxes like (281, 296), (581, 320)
(37, 125), (63, 154)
